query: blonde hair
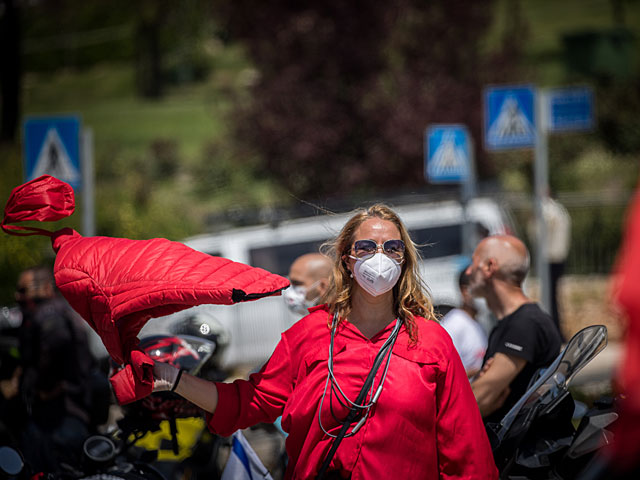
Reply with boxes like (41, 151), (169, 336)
(320, 204), (435, 343)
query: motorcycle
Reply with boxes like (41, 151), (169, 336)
(487, 324), (618, 479)
(0, 405), (167, 480)
(0, 328), (229, 480)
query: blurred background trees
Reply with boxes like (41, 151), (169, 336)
(0, 0), (639, 304)
(210, 0), (520, 198)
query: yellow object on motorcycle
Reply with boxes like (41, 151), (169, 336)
(132, 417), (206, 461)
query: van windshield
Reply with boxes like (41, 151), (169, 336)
(410, 224), (463, 259)
(250, 239), (328, 276)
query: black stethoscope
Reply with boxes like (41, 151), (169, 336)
(318, 312), (403, 438)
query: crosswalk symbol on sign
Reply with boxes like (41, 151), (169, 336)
(484, 85), (536, 151)
(429, 131), (468, 179)
(32, 128), (81, 183)
(425, 125), (470, 184)
(23, 115), (82, 190)
(487, 95), (535, 143)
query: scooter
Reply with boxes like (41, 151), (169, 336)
(487, 324), (618, 479)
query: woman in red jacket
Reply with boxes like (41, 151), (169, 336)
(154, 204), (498, 479)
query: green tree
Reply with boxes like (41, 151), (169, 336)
(210, 0), (524, 199)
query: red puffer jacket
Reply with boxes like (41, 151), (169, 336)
(2, 175), (290, 404)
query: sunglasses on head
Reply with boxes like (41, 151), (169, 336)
(351, 239), (405, 261)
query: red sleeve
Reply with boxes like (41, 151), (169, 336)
(436, 340), (498, 479)
(206, 334), (294, 437)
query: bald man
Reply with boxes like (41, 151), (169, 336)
(466, 235), (562, 423)
(282, 253), (332, 317)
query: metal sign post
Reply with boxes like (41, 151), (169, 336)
(461, 139), (478, 257)
(81, 127), (95, 237)
(534, 90), (551, 315)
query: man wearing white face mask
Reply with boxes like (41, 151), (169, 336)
(282, 253), (331, 318)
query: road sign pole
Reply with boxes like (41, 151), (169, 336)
(81, 127), (95, 237)
(461, 138), (477, 257)
(534, 90), (551, 314)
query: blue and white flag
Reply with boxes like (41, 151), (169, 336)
(222, 430), (274, 480)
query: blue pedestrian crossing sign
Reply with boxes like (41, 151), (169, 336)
(23, 115), (82, 190)
(484, 85), (536, 150)
(425, 124), (471, 183)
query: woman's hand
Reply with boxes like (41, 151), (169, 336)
(153, 361), (220, 413)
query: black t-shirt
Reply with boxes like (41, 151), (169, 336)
(483, 302), (562, 424)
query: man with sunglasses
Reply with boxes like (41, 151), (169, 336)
(466, 235), (562, 424)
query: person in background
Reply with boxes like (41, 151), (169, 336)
(0, 343), (26, 448)
(467, 235), (562, 424)
(282, 252), (332, 318)
(154, 204), (497, 479)
(440, 267), (488, 377)
(528, 191), (571, 338)
(544, 193), (571, 339)
(15, 265), (110, 473)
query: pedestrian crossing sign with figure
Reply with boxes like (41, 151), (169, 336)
(23, 115), (82, 190)
(484, 85), (536, 151)
(425, 124), (471, 184)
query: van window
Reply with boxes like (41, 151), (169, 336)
(249, 239), (329, 276)
(411, 222), (489, 259)
(410, 224), (463, 259)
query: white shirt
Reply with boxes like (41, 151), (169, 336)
(440, 308), (488, 372)
(543, 198), (571, 262)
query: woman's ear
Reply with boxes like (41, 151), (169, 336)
(341, 254), (352, 276)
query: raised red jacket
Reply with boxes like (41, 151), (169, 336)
(208, 305), (498, 479)
(2, 175), (290, 404)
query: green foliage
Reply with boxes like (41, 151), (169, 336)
(210, 0), (519, 198)
(568, 203), (629, 274)
(597, 77), (640, 154)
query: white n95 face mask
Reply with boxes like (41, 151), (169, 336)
(282, 283), (319, 316)
(352, 252), (402, 297)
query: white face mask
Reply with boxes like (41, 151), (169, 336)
(352, 252), (402, 297)
(282, 282), (320, 316)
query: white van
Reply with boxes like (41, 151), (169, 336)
(141, 198), (513, 371)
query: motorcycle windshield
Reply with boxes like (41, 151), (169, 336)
(175, 334), (217, 376)
(139, 334), (217, 376)
(496, 324), (608, 441)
